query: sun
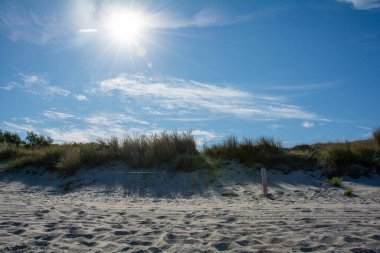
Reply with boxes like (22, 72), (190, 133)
(105, 10), (147, 43)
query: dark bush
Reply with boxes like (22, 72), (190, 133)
(0, 130), (23, 146)
(25, 131), (53, 148)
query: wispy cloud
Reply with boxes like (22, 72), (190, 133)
(191, 129), (218, 145)
(3, 121), (36, 133)
(20, 73), (48, 86)
(19, 73), (71, 97)
(268, 124), (283, 130)
(337, 0), (380, 9)
(8, 73), (74, 98)
(95, 74), (319, 121)
(149, 8), (251, 29)
(44, 86), (71, 96)
(43, 110), (75, 120)
(1, 2), (250, 44)
(43, 126), (129, 143)
(0, 6), (68, 44)
(1, 82), (17, 91)
(302, 121), (314, 128)
(263, 81), (339, 91)
(84, 113), (149, 126)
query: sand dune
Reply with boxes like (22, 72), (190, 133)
(0, 164), (379, 252)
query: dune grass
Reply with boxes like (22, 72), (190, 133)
(0, 129), (379, 177)
(0, 131), (202, 175)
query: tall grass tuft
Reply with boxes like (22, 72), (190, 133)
(121, 131), (197, 168)
(56, 147), (81, 175)
(204, 136), (283, 167)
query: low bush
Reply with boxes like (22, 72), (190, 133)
(344, 187), (353, 196)
(329, 177), (343, 187)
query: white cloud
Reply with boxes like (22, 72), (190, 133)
(264, 81), (338, 91)
(1, 3), (250, 44)
(96, 74), (318, 121)
(268, 124), (283, 130)
(44, 126), (150, 143)
(1, 82), (17, 91)
(20, 73), (48, 86)
(3, 121), (36, 133)
(149, 8), (251, 29)
(302, 121), (314, 128)
(337, 0), (380, 9)
(84, 113), (149, 126)
(191, 129), (218, 145)
(43, 111), (75, 120)
(356, 125), (372, 131)
(15, 73), (72, 97)
(45, 86), (71, 96)
(75, 94), (88, 101)
(0, 7), (69, 44)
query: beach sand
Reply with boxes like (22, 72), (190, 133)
(0, 163), (379, 252)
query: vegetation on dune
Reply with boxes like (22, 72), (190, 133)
(373, 128), (380, 147)
(328, 177), (343, 187)
(344, 187), (353, 197)
(0, 128), (380, 177)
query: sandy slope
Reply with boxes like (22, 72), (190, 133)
(0, 163), (379, 253)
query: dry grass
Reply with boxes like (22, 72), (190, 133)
(1, 130), (380, 177)
(121, 131), (197, 168)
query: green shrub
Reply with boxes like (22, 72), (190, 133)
(344, 187), (353, 196)
(329, 177), (343, 187)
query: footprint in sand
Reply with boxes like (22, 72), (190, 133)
(129, 240), (152, 246)
(344, 235), (366, 243)
(350, 248), (377, 253)
(114, 230), (137, 236)
(299, 245), (328, 252)
(212, 242), (230, 251)
(80, 240), (97, 247)
(34, 240), (50, 247)
(34, 234), (58, 241)
(12, 229), (26, 235)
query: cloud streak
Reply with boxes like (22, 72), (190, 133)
(1, 2), (250, 44)
(96, 74), (319, 121)
(148, 8), (251, 30)
(263, 81), (339, 91)
(337, 0), (380, 9)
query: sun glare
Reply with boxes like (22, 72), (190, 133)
(105, 10), (147, 43)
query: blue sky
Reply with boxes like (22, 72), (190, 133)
(1, 0), (380, 146)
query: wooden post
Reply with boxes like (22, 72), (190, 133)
(261, 167), (268, 197)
